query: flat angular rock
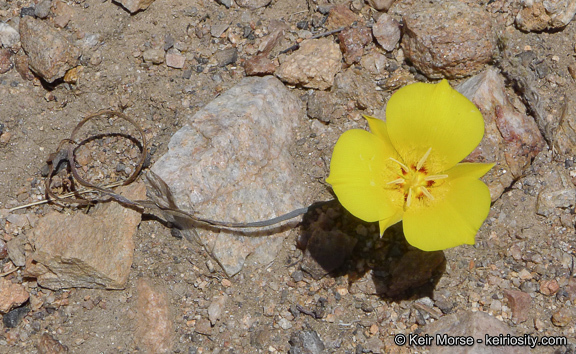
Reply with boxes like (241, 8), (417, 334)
(516, 0), (576, 32)
(457, 68), (546, 201)
(135, 279), (173, 353)
(402, 0), (497, 79)
(244, 54), (277, 76)
(19, 16), (79, 83)
(116, 0), (155, 13)
(151, 76), (304, 276)
(27, 183), (145, 290)
(165, 49), (185, 69)
(326, 4), (360, 30)
(373, 13), (401, 52)
(0, 48), (12, 74)
(425, 311), (529, 353)
(276, 38), (342, 90)
(0, 278), (29, 313)
(503, 289), (532, 324)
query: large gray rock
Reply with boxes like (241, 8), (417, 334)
(457, 68), (546, 201)
(151, 76), (305, 276)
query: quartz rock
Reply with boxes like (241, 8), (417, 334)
(373, 13), (401, 52)
(151, 76), (304, 276)
(457, 68), (546, 201)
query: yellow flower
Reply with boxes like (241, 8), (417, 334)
(326, 80), (493, 251)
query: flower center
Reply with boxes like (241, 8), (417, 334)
(386, 148), (448, 209)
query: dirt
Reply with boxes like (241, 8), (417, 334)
(1, 0), (576, 353)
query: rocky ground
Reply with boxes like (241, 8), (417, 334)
(1, 0), (576, 353)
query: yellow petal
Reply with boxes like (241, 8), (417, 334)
(402, 178), (491, 251)
(445, 162), (495, 181)
(386, 80), (485, 171)
(363, 115), (393, 146)
(326, 129), (401, 222)
(379, 209), (404, 235)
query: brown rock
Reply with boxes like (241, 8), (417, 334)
(366, 0), (395, 11)
(540, 279), (560, 295)
(14, 53), (35, 81)
(551, 308), (572, 327)
(28, 182), (146, 290)
(516, 0), (576, 31)
(373, 13), (401, 52)
(63, 65), (83, 84)
(135, 279), (173, 353)
(326, 4), (361, 30)
(457, 68), (546, 201)
(244, 54), (277, 76)
(338, 26), (372, 65)
(0, 48), (12, 74)
(37, 333), (68, 354)
(385, 249), (445, 298)
(235, 0), (271, 9)
(360, 51), (387, 75)
(276, 38), (342, 90)
(0, 239), (7, 260)
(0, 278), (29, 313)
(116, 0), (155, 13)
(504, 289), (532, 323)
(51, 0), (73, 28)
(19, 16), (80, 83)
(402, 0), (497, 79)
(301, 229), (357, 280)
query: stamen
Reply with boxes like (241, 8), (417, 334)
(406, 188), (412, 207)
(416, 147), (432, 170)
(386, 178), (405, 185)
(420, 186), (434, 200)
(424, 174), (448, 181)
(389, 157), (410, 172)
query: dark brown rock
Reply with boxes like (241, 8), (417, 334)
(14, 53), (35, 81)
(0, 49), (12, 74)
(402, 0), (497, 79)
(385, 249), (445, 297)
(338, 26), (372, 65)
(19, 16), (79, 83)
(504, 289), (532, 324)
(307, 90), (345, 123)
(326, 4), (361, 30)
(244, 54), (277, 76)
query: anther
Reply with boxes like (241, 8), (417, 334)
(386, 178), (405, 185)
(416, 148), (432, 171)
(424, 174), (448, 181)
(389, 157), (410, 172)
(420, 186), (434, 200)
